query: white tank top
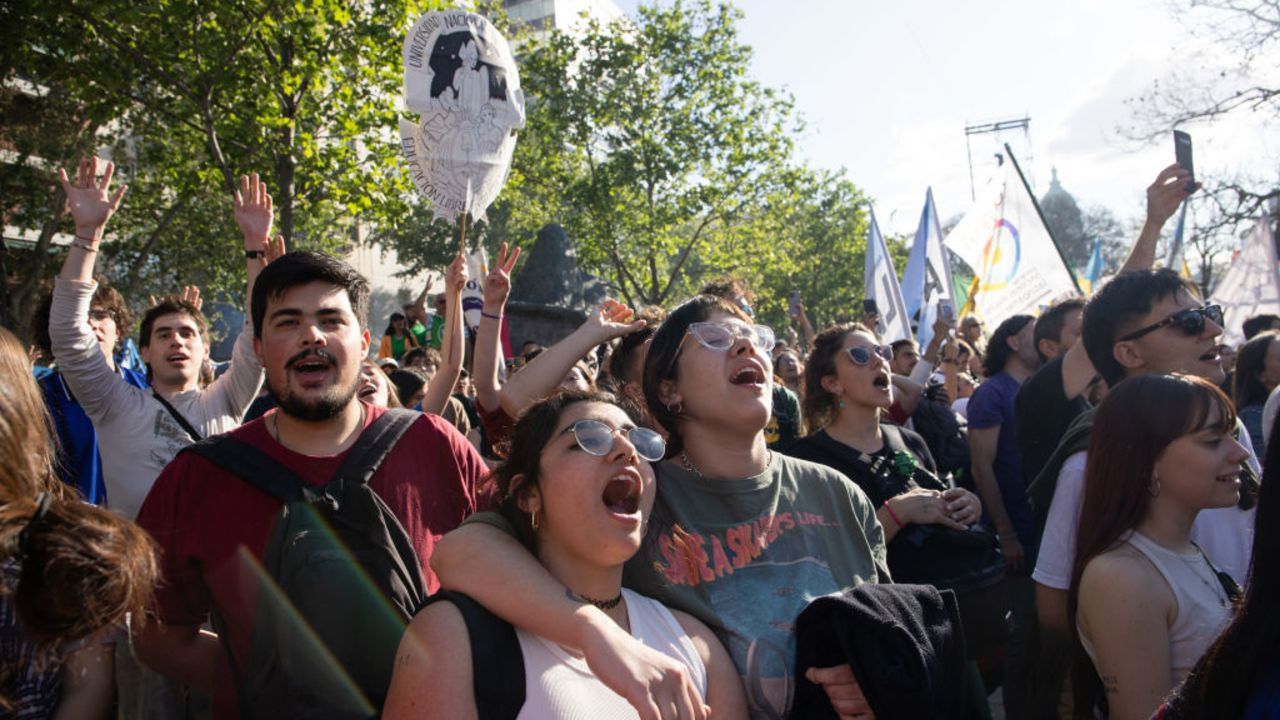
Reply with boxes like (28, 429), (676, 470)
(515, 589), (708, 720)
(1079, 531), (1232, 685)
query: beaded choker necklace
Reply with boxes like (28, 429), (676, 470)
(566, 588), (623, 610)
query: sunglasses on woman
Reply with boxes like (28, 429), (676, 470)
(564, 419), (667, 462)
(1118, 304), (1224, 342)
(845, 344), (893, 365)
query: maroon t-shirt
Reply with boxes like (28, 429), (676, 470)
(135, 404), (489, 717)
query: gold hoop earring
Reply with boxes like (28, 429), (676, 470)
(531, 508), (540, 531)
(667, 400), (683, 415)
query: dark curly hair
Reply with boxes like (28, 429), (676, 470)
(983, 315), (1034, 378)
(803, 322), (876, 430)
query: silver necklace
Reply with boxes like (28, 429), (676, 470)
(679, 449), (702, 476)
(678, 449), (772, 478)
(1176, 546), (1230, 609)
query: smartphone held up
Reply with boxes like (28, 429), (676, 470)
(1174, 130), (1198, 194)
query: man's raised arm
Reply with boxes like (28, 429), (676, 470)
(1119, 164), (1196, 274)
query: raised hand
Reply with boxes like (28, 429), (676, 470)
(149, 286), (203, 311)
(482, 242), (521, 308)
(1146, 163), (1196, 227)
(233, 173), (273, 248)
(247, 234), (287, 270)
(58, 157), (127, 241)
(445, 253), (469, 294)
(583, 298), (646, 343)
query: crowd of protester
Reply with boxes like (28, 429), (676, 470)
(1, 155), (1276, 720)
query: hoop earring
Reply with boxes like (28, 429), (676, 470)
(531, 508), (541, 531)
(667, 400), (683, 415)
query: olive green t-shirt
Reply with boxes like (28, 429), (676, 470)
(463, 452), (887, 720)
(626, 453), (888, 719)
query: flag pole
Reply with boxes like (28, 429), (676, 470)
(1004, 143), (1083, 296)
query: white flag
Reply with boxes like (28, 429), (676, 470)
(945, 153), (1080, 327)
(864, 206), (913, 342)
(1212, 216), (1280, 347)
(902, 188), (955, 349)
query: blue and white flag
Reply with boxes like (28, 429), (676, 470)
(864, 206), (913, 342)
(1081, 239), (1103, 295)
(901, 188), (956, 348)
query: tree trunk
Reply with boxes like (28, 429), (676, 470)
(276, 138), (296, 251)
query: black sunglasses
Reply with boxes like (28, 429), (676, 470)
(1118, 304), (1224, 342)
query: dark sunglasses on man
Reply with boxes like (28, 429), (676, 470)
(1118, 304), (1224, 342)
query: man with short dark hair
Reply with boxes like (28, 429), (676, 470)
(965, 313), (1041, 717)
(134, 251), (488, 717)
(1015, 298), (1088, 488)
(1242, 313), (1280, 341)
(889, 339), (920, 376)
(1028, 268), (1259, 716)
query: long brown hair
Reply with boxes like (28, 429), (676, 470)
(0, 331), (157, 678)
(1068, 373), (1236, 718)
(802, 322), (875, 430)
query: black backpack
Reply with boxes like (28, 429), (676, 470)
(184, 408), (428, 719)
(908, 398), (971, 479)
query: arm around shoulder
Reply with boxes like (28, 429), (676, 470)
(383, 601), (478, 720)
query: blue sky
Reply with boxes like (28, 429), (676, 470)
(613, 0), (1277, 239)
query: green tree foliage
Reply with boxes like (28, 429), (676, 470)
(2, 0), (447, 337)
(504, 0), (799, 308)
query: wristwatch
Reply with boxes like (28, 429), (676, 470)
(245, 249), (266, 259)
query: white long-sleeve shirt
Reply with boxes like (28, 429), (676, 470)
(49, 278), (263, 518)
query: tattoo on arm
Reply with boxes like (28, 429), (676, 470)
(1102, 675), (1119, 695)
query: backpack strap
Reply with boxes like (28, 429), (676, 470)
(423, 591), (525, 720)
(327, 408), (420, 493)
(880, 425), (947, 491)
(153, 390), (203, 443)
(184, 435), (314, 503)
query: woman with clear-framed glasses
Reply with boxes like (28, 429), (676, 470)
(384, 390), (747, 719)
(432, 295), (891, 720)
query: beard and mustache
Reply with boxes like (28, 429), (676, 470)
(266, 348), (361, 421)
